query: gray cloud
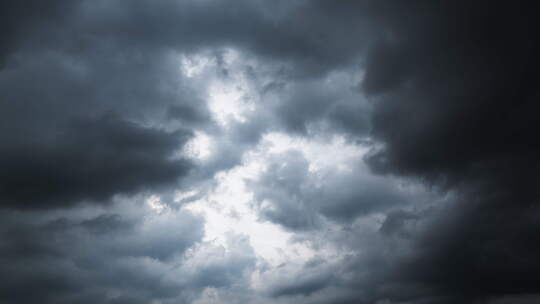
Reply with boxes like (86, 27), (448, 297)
(360, 1), (540, 302)
(268, 260), (335, 298)
(0, 115), (192, 209)
(263, 70), (370, 137)
(0, 206), (205, 303)
(2, 1), (539, 303)
(250, 150), (418, 231)
(0, 1), (383, 302)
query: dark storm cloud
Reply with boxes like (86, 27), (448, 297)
(4, 0), (539, 303)
(360, 1), (540, 302)
(232, 1), (540, 303)
(364, 1), (540, 187)
(263, 71), (370, 136)
(0, 1), (387, 303)
(0, 0), (76, 66)
(1, 0), (276, 302)
(69, 0), (373, 78)
(0, 115), (191, 209)
(379, 209), (418, 238)
(0, 0), (375, 209)
(0, 207), (205, 304)
(0, 205), (258, 304)
(0, 0), (202, 209)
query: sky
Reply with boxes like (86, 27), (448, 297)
(1, 1), (539, 304)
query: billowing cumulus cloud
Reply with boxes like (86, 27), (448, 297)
(1, 1), (539, 304)
(0, 202), (205, 303)
(250, 148), (421, 231)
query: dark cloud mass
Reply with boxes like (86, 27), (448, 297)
(362, 1), (540, 302)
(1, 0), (540, 303)
(0, 115), (191, 208)
(0, 208), (206, 304)
(251, 150), (415, 231)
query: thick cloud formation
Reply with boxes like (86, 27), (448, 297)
(0, 115), (191, 208)
(2, 1), (540, 304)
(251, 150), (416, 231)
(362, 1), (540, 302)
(0, 205), (204, 303)
(0, 0), (204, 208)
(0, 0), (373, 208)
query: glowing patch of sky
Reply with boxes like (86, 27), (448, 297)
(181, 131), (369, 264)
(175, 49), (380, 298)
(184, 131), (213, 160)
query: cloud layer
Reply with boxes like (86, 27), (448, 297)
(1, 1), (539, 304)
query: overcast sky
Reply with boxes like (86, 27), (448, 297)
(1, 1), (539, 304)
